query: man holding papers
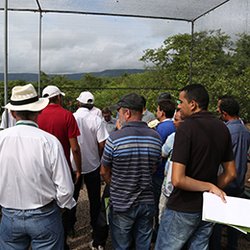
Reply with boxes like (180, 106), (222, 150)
(155, 84), (236, 250)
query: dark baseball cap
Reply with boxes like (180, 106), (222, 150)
(116, 93), (144, 112)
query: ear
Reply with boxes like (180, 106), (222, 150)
(125, 109), (132, 120)
(189, 100), (198, 111)
(10, 110), (17, 119)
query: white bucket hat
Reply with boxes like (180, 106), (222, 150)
(76, 91), (94, 104)
(42, 85), (65, 98)
(5, 84), (49, 112)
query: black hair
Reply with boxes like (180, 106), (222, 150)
(219, 96), (240, 117)
(80, 103), (94, 110)
(102, 107), (112, 114)
(158, 99), (176, 118)
(15, 111), (38, 120)
(181, 84), (209, 110)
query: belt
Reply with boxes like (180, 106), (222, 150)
(39, 200), (56, 211)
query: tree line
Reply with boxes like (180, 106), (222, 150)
(0, 30), (249, 121)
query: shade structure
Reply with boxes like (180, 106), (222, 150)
(0, 0), (231, 22)
(0, 0), (249, 129)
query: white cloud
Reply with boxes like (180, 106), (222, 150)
(0, 0), (249, 74)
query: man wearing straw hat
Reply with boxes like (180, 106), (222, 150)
(0, 84), (75, 250)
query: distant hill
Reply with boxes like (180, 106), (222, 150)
(0, 69), (145, 82)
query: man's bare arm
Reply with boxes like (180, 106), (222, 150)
(98, 140), (106, 159)
(100, 164), (111, 184)
(217, 160), (236, 189)
(69, 137), (82, 184)
(171, 162), (227, 202)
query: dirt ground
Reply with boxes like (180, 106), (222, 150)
(68, 163), (250, 250)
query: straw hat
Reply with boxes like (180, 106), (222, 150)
(5, 84), (49, 111)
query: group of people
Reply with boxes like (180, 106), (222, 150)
(0, 82), (249, 250)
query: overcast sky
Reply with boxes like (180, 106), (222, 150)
(0, 0), (249, 74)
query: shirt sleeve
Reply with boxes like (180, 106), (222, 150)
(171, 127), (190, 165)
(67, 112), (80, 139)
(162, 133), (175, 157)
(101, 137), (114, 168)
(96, 119), (109, 143)
(50, 139), (76, 209)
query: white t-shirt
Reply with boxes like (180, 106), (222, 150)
(0, 109), (16, 129)
(72, 107), (109, 174)
(0, 120), (76, 209)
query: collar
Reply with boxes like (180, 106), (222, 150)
(122, 121), (147, 129)
(76, 107), (90, 112)
(16, 120), (38, 128)
(225, 119), (242, 126)
(161, 118), (173, 122)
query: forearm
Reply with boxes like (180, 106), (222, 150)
(172, 175), (214, 192)
(217, 161), (236, 189)
(100, 165), (111, 184)
(72, 152), (81, 173)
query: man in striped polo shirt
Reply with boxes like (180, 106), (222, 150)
(101, 93), (162, 250)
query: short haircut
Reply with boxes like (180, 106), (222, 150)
(15, 111), (38, 120)
(158, 99), (176, 118)
(48, 95), (59, 104)
(181, 84), (209, 110)
(219, 96), (240, 117)
(80, 103), (94, 110)
(102, 107), (112, 114)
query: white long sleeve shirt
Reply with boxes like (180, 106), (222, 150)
(0, 120), (76, 210)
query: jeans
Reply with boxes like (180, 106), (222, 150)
(155, 208), (213, 250)
(0, 201), (64, 250)
(109, 203), (155, 250)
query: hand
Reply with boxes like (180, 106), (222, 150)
(74, 170), (81, 185)
(208, 184), (227, 203)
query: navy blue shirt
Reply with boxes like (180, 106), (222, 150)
(102, 121), (162, 212)
(224, 119), (250, 195)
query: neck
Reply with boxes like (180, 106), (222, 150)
(226, 116), (239, 121)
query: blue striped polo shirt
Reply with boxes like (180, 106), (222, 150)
(101, 121), (162, 212)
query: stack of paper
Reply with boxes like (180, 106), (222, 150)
(202, 192), (250, 234)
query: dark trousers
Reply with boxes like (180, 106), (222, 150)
(152, 174), (164, 242)
(209, 188), (244, 250)
(69, 167), (101, 233)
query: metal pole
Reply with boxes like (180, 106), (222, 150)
(4, 0), (9, 127)
(189, 21), (194, 84)
(38, 12), (42, 96)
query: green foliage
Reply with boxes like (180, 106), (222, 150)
(0, 30), (249, 121)
(140, 30), (250, 121)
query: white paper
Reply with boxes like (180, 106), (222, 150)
(202, 192), (250, 228)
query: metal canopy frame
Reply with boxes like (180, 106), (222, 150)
(2, 0), (232, 127)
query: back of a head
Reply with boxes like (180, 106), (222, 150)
(181, 84), (209, 110)
(219, 96), (240, 117)
(102, 107), (111, 114)
(157, 92), (172, 104)
(117, 93), (144, 113)
(158, 99), (176, 118)
(76, 91), (94, 110)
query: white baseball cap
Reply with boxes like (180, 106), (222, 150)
(42, 85), (65, 98)
(76, 91), (94, 104)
